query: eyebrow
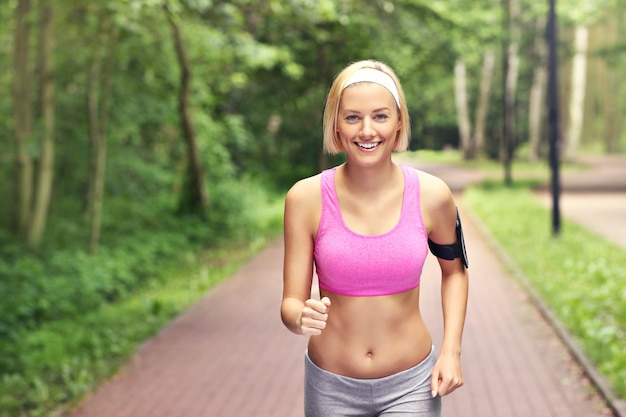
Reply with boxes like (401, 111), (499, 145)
(341, 107), (392, 114)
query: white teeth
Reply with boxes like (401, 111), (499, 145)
(357, 142), (379, 149)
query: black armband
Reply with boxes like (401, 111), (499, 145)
(427, 207), (469, 268)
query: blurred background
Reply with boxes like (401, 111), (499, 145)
(1, 0), (625, 416)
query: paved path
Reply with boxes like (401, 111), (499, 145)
(536, 192), (626, 247)
(535, 154), (626, 248)
(64, 156), (625, 417)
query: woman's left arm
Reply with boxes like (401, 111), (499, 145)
(432, 255), (468, 397)
(422, 176), (469, 398)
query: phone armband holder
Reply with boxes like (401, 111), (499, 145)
(427, 207), (469, 268)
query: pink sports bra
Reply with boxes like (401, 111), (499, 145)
(314, 165), (428, 296)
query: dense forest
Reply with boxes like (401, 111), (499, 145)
(1, 0), (625, 415)
(3, 0), (626, 249)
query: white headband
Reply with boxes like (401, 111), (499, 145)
(343, 68), (400, 108)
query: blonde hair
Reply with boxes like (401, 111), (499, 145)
(322, 60), (411, 155)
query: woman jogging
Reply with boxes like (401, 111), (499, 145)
(281, 59), (469, 417)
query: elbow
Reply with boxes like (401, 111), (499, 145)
(280, 298), (304, 335)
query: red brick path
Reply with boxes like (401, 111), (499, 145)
(65, 209), (614, 417)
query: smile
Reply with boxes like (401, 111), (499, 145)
(356, 142), (380, 150)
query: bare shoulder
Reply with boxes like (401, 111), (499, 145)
(412, 169), (457, 235)
(285, 174), (323, 226)
(415, 169), (454, 208)
(286, 174), (322, 207)
(284, 173), (323, 243)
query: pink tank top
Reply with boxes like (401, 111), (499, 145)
(314, 165), (428, 296)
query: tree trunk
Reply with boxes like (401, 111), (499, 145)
(502, 0), (520, 185)
(604, 17), (622, 153)
(528, 16), (547, 162)
(12, 0), (33, 237)
(564, 26), (588, 160)
(86, 15), (117, 253)
(27, 0), (55, 248)
(87, 39), (104, 253)
(472, 50), (495, 158)
(165, 6), (209, 217)
(454, 59), (472, 158)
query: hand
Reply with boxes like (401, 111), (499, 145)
(430, 352), (464, 397)
(299, 297), (331, 336)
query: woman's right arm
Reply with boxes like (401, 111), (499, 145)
(281, 178), (331, 336)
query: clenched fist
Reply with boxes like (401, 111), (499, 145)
(299, 297), (331, 336)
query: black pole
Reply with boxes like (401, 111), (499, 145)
(547, 0), (561, 236)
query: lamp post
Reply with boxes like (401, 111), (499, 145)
(547, 0), (561, 236)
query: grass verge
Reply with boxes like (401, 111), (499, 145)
(464, 182), (626, 400)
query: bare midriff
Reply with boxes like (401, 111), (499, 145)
(307, 286), (432, 379)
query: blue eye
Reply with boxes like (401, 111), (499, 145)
(374, 114), (389, 121)
(345, 115), (360, 122)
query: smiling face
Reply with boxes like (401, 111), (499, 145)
(336, 82), (401, 162)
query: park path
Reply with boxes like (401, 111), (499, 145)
(535, 154), (626, 248)
(64, 155), (626, 417)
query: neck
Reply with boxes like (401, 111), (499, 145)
(340, 160), (399, 194)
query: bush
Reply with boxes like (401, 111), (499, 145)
(0, 175), (284, 416)
(0, 177), (283, 373)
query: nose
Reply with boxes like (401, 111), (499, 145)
(360, 117), (375, 138)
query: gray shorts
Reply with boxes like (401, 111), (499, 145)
(304, 347), (442, 417)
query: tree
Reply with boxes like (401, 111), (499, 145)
(454, 59), (472, 157)
(10, 0), (57, 249)
(472, 49), (496, 157)
(85, 9), (118, 253)
(454, 49), (496, 160)
(2, 0), (625, 255)
(564, 25), (589, 160)
(27, 0), (56, 248)
(435, 0), (498, 159)
(502, 0), (520, 185)
(165, 4), (209, 217)
(12, 0), (33, 238)
(599, 15), (624, 153)
(560, 0), (619, 157)
(527, 15), (547, 162)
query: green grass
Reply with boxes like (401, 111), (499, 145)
(397, 149), (585, 181)
(0, 199), (284, 417)
(464, 183), (626, 399)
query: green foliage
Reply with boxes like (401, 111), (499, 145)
(464, 184), (626, 398)
(0, 234), (268, 416)
(0, 176), (283, 416)
(2, 0), (626, 414)
(0, 101), (284, 413)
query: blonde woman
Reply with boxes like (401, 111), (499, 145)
(281, 60), (469, 417)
